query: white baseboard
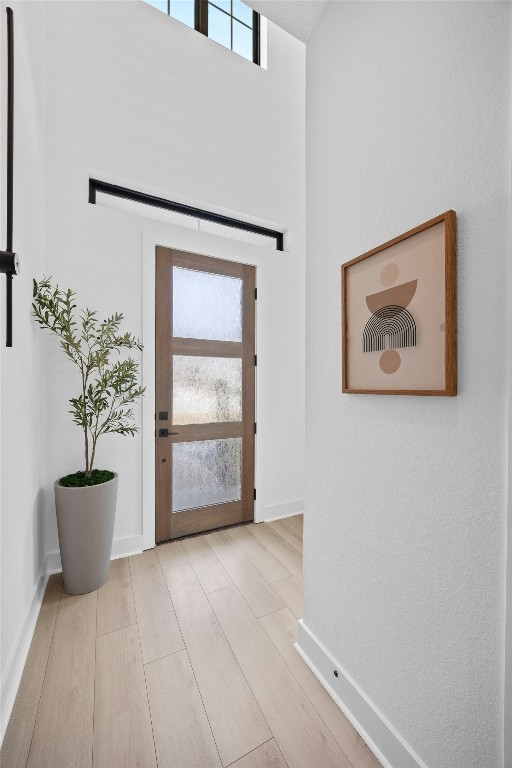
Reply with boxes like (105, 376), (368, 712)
(46, 534), (145, 574)
(259, 498), (303, 523)
(1, 561), (49, 745)
(295, 620), (429, 768)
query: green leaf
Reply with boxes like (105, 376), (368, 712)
(33, 276), (145, 472)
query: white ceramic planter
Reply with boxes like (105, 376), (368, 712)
(54, 473), (118, 595)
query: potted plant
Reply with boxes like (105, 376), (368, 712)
(32, 277), (145, 595)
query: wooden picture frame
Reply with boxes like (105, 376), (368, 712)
(342, 211), (457, 396)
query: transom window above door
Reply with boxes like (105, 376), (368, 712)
(143, 0), (261, 64)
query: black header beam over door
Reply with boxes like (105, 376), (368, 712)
(89, 179), (284, 252)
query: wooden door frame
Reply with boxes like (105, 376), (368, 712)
(155, 247), (256, 542)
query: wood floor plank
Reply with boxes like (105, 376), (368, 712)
(96, 558), (136, 636)
(156, 539), (189, 570)
(287, 514), (303, 532)
(93, 625), (156, 768)
(145, 650), (222, 768)
(270, 576), (303, 619)
(209, 586), (351, 768)
(260, 608), (382, 768)
(26, 590), (96, 768)
(8, 516), (378, 768)
(1, 575), (62, 768)
(129, 550), (184, 663)
(165, 564), (271, 766)
(229, 740), (288, 768)
(268, 519), (303, 554)
(248, 524), (303, 579)
(227, 525), (291, 583)
(181, 535), (233, 593)
(205, 530), (284, 618)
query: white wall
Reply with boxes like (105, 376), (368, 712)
(43, 1), (305, 556)
(303, 3), (510, 768)
(0, 0), (47, 738)
(506, 24), (512, 759)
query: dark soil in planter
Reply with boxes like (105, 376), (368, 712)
(59, 469), (115, 488)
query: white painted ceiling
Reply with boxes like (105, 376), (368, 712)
(244, 0), (330, 43)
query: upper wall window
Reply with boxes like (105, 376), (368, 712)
(144, 0), (261, 64)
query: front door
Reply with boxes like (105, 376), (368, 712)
(155, 247), (256, 541)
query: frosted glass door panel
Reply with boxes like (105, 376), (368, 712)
(172, 438), (242, 512)
(173, 267), (242, 341)
(173, 355), (242, 424)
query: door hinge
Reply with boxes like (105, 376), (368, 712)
(255, 287), (257, 300)
(254, 488), (257, 500)
(254, 422), (257, 434)
(254, 354), (257, 366)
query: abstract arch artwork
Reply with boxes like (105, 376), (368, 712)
(363, 305), (417, 352)
(362, 278), (417, 374)
(341, 211), (457, 396)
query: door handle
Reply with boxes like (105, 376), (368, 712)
(159, 429), (179, 437)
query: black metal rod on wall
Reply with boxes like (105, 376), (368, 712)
(6, 8), (13, 253)
(89, 178), (285, 251)
(6, 7), (14, 347)
(6, 275), (12, 345)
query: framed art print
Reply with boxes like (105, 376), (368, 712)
(342, 211), (457, 396)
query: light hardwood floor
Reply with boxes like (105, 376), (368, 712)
(1, 514), (382, 768)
